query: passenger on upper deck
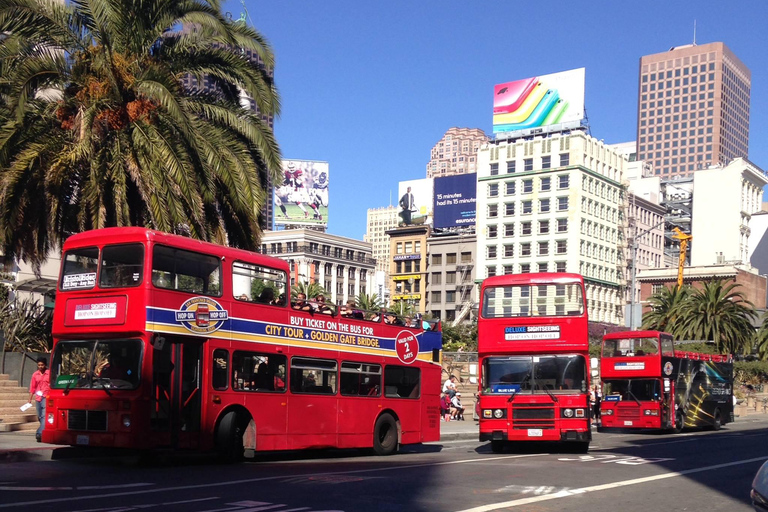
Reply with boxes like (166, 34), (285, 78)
(314, 294), (334, 315)
(292, 293), (313, 312)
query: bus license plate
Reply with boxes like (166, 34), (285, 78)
(76, 435), (90, 446)
(624, 420), (633, 426)
(527, 429), (543, 437)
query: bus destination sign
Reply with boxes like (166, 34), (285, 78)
(504, 325), (560, 341)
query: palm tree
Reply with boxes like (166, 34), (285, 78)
(291, 281), (327, 300)
(674, 279), (756, 354)
(0, 0), (281, 268)
(641, 284), (690, 334)
(355, 292), (382, 312)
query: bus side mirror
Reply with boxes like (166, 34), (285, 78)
(663, 378), (670, 392)
(590, 357), (598, 370)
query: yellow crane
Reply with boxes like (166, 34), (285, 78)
(672, 228), (692, 287)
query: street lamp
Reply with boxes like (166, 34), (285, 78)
(629, 219), (667, 330)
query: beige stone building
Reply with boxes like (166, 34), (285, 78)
(426, 127), (489, 178)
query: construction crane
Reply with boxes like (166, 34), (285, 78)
(672, 227), (692, 287)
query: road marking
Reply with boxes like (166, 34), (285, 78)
(453, 455), (768, 511)
(0, 453), (542, 509)
(0, 483), (153, 491)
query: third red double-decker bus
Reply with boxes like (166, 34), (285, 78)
(600, 330), (733, 432)
(43, 227), (442, 460)
(477, 273), (591, 453)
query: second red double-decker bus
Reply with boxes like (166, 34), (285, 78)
(600, 330), (733, 432)
(477, 273), (591, 453)
(43, 227), (442, 460)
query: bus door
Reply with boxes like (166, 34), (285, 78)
(151, 335), (203, 449)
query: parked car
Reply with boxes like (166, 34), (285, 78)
(751, 460), (768, 511)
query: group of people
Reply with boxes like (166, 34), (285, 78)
(440, 375), (465, 421)
(292, 293), (334, 315)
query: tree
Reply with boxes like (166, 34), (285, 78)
(0, 297), (53, 373)
(291, 281), (327, 300)
(355, 292), (382, 313)
(390, 300), (415, 317)
(674, 279), (756, 354)
(641, 285), (691, 333)
(0, 0), (282, 269)
(442, 322), (477, 352)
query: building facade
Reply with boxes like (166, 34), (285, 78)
(426, 127), (489, 178)
(476, 130), (628, 324)
(386, 226), (430, 314)
(260, 229), (375, 306)
(636, 42), (751, 179)
(426, 232), (477, 324)
(364, 206), (400, 283)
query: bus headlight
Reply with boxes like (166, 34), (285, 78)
(47, 413), (54, 424)
(644, 410), (659, 416)
(562, 408), (574, 418)
(603, 409), (614, 416)
(493, 409), (505, 419)
(122, 415), (132, 428)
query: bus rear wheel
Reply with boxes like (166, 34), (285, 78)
(372, 414), (398, 456)
(216, 411), (246, 463)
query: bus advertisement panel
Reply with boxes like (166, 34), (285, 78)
(600, 331), (733, 432)
(477, 273), (591, 453)
(45, 228), (442, 460)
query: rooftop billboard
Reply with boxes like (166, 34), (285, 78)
(397, 178), (433, 227)
(433, 174), (477, 229)
(492, 68), (585, 134)
(274, 160), (329, 228)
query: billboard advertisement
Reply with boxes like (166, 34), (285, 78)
(274, 159), (329, 228)
(398, 178), (433, 227)
(433, 174), (477, 229)
(492, 68), (585, 134)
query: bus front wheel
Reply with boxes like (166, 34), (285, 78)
(673, 411), (684, 434)
(372, 414), (399, 456)
(216, 411), (246, 463)
(490, 440), (505, 453)
(711, 409), (722, 431)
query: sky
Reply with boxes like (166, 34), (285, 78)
(229, 0), (768, 240)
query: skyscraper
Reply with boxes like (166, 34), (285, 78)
(426, 128), (489, 178)
(636, 42), (750, 179)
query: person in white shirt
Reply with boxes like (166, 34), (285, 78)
(450, 392), (465, 420)
(442, 375), (457, 395)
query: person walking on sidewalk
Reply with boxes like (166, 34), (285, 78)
(28, 357), (50, 442)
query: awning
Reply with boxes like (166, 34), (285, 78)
(14, 278), (57, 294)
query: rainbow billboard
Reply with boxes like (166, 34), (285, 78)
(492, 68), (585, 134)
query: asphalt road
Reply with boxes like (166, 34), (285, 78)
(1, 416), (767, 512)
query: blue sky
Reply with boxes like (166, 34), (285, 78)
(231, 0), (768, 239)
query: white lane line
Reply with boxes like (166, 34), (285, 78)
(0, 453), (542, 509)
(0, 483), (153, 491)
(453, 455), (768, 512)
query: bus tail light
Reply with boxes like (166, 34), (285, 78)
(122, 415), (132, 428)
(47, 413), (55, 425)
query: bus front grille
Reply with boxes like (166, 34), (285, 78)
(617, 408), (641, 418)
(68, 410), (108, 431)
(511, 405), (555, 429)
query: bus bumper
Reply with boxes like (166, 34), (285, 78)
(480, 429), (590, 443)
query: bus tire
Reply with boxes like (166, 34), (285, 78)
(216, 411), (246, 463)
(372, 414), (398, 456)
(572, 442), (590, 454)
(711, 409), (722, 431)
(490, 440), (505, 453)
(673, 411), (684, 434)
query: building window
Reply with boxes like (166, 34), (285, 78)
(432, 291), (442, 303)
(396, 243), (403, 254)
(651, 284), (663, 294)
(447, 253), (457, 264)
(523, 179), (533, 193)
(505, 181), (516, 195)
(503, 265), (514, 275)
(520, 243), (531, 257)
(542, 156), (551, 169)
(415, 241), (421, 252)
(539, 199), (550, 213)
(522, 201), (533, 214)
(557, 197), (569, 211)
(521, 221), (532, 236)
(432, 254), (442, 265)
(487, 266), (497, 277)
(446, 272), (456, 284)
(431, 272), (441, 285)
(461, 252), (472, 263)
(558, 174), (570, 189)
(488, 183), (499, 197)
(556, 261), (567, 273)
(506, 161), (516, 173)
(488, 225), (497, 238)
(538, 241), (549, 256)
(520, 263), (531, 273)
(556, 240), (567, 254)
(524, 158), (533, 172)
(538, 262), (548, 273)
(540, 176), (551, 191)
(557, 218), (568, 233)
(446, 291), (456, 303)
(404, 242), (412, 253)
(505, 202), (515, 216)
(488, 204), (498, 218)
(560, 153), (570, 166)
(539, 220), (550, 234)
(504, 224), (515, 237)
(503, 244), (514, 257)
(490, 163), (499, 175)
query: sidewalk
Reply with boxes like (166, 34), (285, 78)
(438, 418), (479, 442)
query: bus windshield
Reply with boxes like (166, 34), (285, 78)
(603, 379), (661, 402)
(482, 283), (584, 318)
(603, 337), (659, 357)
(483, 355), (587, 394)
(51, 339), (142, 390)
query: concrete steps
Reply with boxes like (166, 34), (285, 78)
(0, 374), (38, 432)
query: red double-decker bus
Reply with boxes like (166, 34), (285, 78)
(43, 227), (442, 460)
(600, 330), (733, 432)
(477, 273), (591, 453)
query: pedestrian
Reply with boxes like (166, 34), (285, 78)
(28, 356), (50, 442)
(440, 392), (451, 421)
(451, 392), (465, 420)
(593, 385), (602, 425)
(442, 375), (457, 397)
